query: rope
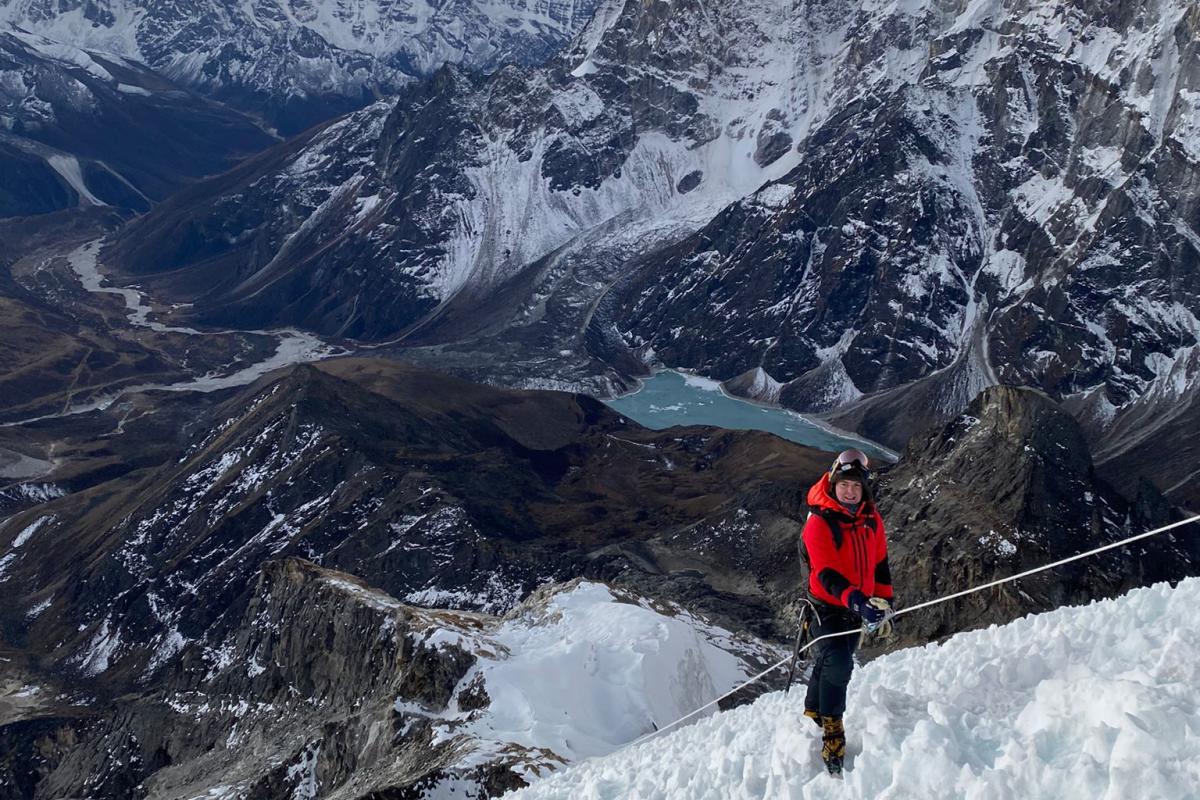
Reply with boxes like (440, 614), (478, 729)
(623, 513), (1200, 751)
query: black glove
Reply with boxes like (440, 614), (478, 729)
(846, 590), (886, 626)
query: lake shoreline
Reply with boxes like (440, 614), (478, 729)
(603, 367), (898, 462)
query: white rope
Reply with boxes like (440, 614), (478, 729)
(623, 513), (1200, 751)
(893, 514), (1199, 617)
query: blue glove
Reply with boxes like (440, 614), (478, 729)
(846, 590), (886, 626)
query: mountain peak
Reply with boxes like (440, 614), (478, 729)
(899, 385), (1095, 524)
(878, 385), (1193, 643)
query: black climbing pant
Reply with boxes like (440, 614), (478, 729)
(803, 605), (859, 719)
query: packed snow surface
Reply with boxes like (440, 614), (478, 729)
(505, 578), (1200, 799)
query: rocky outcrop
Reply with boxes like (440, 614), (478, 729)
(876, 386), (1200, 648)
(15, 558), (488, 799)
(201, 560), (478, 711)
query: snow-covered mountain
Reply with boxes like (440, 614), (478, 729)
(505, 577), (1200, 799)
(0, 0), (603, 132)
(101, 0), (863, 384)
(94, 0), (1200, 504)
(0, 26), (273, 216)
(615, 0), (1200, 481)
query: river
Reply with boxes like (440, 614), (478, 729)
(1, 241), (345, 429)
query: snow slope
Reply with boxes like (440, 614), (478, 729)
(506, 578), (1200, 799)
(388, 580), (786, 791)
(466, 582), (778, 761)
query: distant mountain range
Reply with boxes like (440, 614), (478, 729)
(0, 0), (603, 133)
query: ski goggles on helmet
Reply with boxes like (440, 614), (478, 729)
(829, 449), (870, 481)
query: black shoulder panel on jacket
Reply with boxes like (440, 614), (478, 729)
(874, 557), (892, 586)
(810, 507), (845, 549)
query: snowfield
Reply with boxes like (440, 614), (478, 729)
(393, 580), (787, 791)
(505, 578), (1200, 799)
(467, 582), (780, 766)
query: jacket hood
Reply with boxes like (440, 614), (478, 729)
(807, 476), (873, 518)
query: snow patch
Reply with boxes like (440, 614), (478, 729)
(467, 582), (780, 766)
(45, 155), (106, 206)
(286, 743), (321, 800)
(26, 597), (52, 618)
(76, 616), (122, 677)
(755, 183), (795, 209)
(11, 515), (52, 548)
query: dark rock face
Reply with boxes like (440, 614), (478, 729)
(209, 560), (477, 713)
(612, 0), (1200, 502)
(0, 141), (73, 216)
(754, 110), (793, 167)
(0, 29), (275, 218)
(18, 558), (488, 799)
(677, 170), (703, 194)
(876, 386), (1200, 648)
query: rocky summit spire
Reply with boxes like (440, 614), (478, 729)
(876, 385), (1199, 647)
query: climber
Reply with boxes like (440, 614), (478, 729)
(799, 448), (894, 777)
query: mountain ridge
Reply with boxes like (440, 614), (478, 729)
(0, 0), (604, 133)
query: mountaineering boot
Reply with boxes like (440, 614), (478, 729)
(821, 716), (846, 777)
(803, 708), (821, 728)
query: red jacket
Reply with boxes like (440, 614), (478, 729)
(802, 476), (893, 607)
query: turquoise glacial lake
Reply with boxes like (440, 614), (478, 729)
(604, 370), (895, 461)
